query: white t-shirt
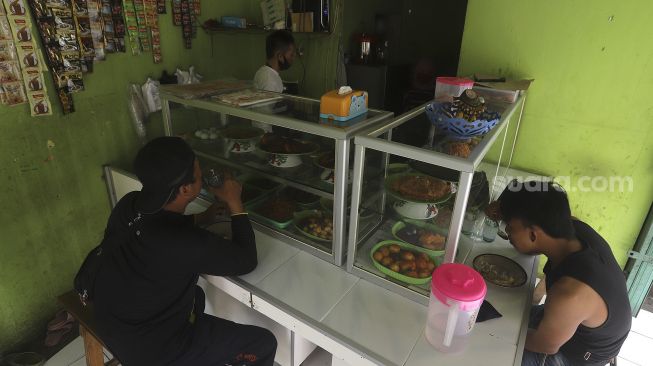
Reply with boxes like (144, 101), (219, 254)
(253, 65), (284, 93)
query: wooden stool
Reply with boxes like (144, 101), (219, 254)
(57, 291), (120, 366)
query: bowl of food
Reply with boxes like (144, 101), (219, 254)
(392, 219), (447, 257)
(258, 133), (319, 168)
(385, 173), (454, 220)
(472, 254), (527, 288)
(248, 197), (297, 229)
(370, 241), (440, 285)
(425, 90), (501, 140)
(220, 125), (265, 153)
(194, 127), (219, 143)
(315, 151), (336, 184)
(294, 210), (333, 242)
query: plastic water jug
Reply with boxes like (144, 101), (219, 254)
(425, 263), (487, 353)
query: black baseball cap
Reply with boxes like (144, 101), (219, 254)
(133, 137), (196, 214)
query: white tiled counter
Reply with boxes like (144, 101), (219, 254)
(203, 229), (538, 366)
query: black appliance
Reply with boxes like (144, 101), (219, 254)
(291, 0), (330, 32)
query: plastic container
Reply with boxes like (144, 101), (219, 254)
(483, 218), (498, 242)
(434, 77), (474, 99)
(425, 263), (487, 353)
(4, 352), (45, 366)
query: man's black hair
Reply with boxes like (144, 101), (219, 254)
(499, 180), (576, 239)
(266, 30), (295, 59)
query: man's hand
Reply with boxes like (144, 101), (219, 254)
(207, 178), (245, 215)
(485, 200), (502, 221)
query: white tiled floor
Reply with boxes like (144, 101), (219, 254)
(45, 311), (653, 366)
(618, 310), (653, 366)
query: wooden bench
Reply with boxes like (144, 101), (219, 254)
(58, 291), (120, 366)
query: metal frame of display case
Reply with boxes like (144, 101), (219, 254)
(160, 91), (394, 266)
(346, 93), (527, 304)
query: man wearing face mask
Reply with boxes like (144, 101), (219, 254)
(253, 30), (296, 93)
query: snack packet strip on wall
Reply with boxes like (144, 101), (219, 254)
(86, 0), (105, 60)
(111, 0), (125, 52)
(133, 0), (149, 51)
(4, 0), (51, 113)
(28, 0), (75, 114)
(122, 0), (139, 55)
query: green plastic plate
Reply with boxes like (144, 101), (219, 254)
(293, 210), (332, 243)
(391, 219), (447, 258)
(369, 240), (441, 286)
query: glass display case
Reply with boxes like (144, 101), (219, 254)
(346, 92), (527, 304)
(160, 89), (393, 265)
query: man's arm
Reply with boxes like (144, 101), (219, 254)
(525, 276), (592, 354)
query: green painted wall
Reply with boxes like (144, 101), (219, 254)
(0, 10), (197, 353)
(459, 0), (653, 268)
(0, 1), (343, 354)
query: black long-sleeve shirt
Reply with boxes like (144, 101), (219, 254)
(93, 191), (257, 365)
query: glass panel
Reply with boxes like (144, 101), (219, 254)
(352, 149), (470, 297)
(242, 95), (385, 131)
(372, 99), (513, 163)
(167, 101), (337, 196)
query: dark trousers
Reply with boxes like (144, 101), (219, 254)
(171, 313), (277, 366)
(170, 286), (277, 366)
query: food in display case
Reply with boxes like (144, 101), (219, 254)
(316, 151), (334, 169)
(249, 197), (297, 228)
(386, 173), (454, 220)
(259, 133), (316, 154)
(387, 174), (451, 202)
(371, 241), (438, 285)
(425, 89), (502, 140)
(434, 205), (452, 228)
(220, 125), (264, 153)
(258, 133), (319, 168)
(294, 211), (333, 242)
(392, 220), (446, 251)
(194, 127), (218, 141)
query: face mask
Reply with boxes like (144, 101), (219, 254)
(278, 55), (291, 71)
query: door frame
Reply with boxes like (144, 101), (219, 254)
(625, 204), (653, 317)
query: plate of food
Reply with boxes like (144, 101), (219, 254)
(220, 125), (265, 153)
(294, 210), (333, 242)
(258, 133), (319, 168)
(472, 254), (527, 288)
(248, 197), (297, 229)
(370, 241), (440, 285)
(315, 151), (336, 184)
(385, 173), (454, 220)
(392, 219), (447, 257)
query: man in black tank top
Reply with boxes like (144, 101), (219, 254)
(488, 181), (631, 366)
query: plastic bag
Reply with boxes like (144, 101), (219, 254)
(175, 65), (203, 84)
(141, 77), (161, 113)
(128, 83), (147, 143)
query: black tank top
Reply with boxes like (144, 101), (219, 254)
(543, 220), (631, 365)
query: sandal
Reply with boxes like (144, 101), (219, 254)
(47, 310), (74, 331)
(44, 322), (73, 347)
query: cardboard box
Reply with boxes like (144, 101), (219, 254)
(291, 12), (313, 32)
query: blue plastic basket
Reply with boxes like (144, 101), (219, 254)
(425, 102), (501, 140)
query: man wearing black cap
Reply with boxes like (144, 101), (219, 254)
(92, 137), (277, 365)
